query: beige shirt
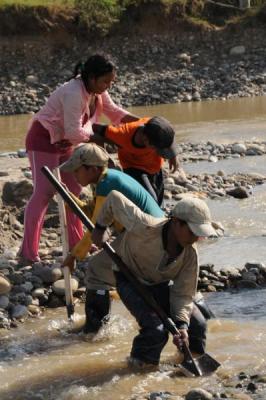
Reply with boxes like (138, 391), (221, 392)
(96, 190), (199, 325)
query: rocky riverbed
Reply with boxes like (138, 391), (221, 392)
(1, 23), (266, 115)
(0, 139), (266, 330)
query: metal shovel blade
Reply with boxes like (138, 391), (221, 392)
(177, 353), (221, 377)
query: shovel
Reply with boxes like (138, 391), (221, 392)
(42, 165), (220, 377)
(54, 168), (75, 322)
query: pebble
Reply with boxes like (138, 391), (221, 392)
(185, 388), (213, 400)
(0, 275), (11, 295)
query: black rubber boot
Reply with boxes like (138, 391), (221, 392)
(83, 289), (111, 334)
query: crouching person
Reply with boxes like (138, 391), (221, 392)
(91, 190), (219, 368)
(59, 143), (164, 333)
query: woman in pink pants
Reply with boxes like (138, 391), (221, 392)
(20, 54), (138, 263)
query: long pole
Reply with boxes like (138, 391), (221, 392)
(54, 168), (75, 321)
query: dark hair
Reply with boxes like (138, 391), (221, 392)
(71, 54), (115, 90)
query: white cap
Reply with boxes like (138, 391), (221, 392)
(171, 197), (217, 237)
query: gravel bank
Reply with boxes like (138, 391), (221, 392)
(1, 24), (266, 115)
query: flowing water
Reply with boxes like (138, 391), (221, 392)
(0, 97), (266, 399)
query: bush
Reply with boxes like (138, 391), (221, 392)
(74, 0), (125, 35)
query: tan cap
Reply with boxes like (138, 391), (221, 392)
(60, 143), (109, 172)
(171, 196), (217, 237)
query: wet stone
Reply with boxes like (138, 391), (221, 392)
(185, 388), (213, 400)
(246, 382), (257, 392)
(52, 278), (79, 296)
(237, 280), (259, 289)
(257, 375), (266, 383)
(149, 392), (173, 400)
(0, 275), (11, 295)
(0, 295), (9, 309)
(239, 372), (248, 380)
(10, 304), (28, 319)
(226, 186), (250, 199)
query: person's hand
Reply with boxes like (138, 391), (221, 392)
(172, 329), (189, 351)
(62, 253), (76, 273)
(91, 227), (109, 248)
(90, 244), (99, 254)
(168, 156), (180, 173)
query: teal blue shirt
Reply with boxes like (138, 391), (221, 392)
(96, 169), (164, 218)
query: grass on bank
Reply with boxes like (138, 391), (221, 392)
(0, 0), (265, 34)
(0, 0), (74, 5)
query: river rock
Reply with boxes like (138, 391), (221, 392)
(0, 310), (10, 329)
(0, 257), (12, 269)
(3, 248), (18, 260)
(10, 304), (28, 319)
(257, 374), (266, 383)
(230, 45), (246, 55)
(17, 148), (27, 158)
(27, 304), (41, 315)
(241, 271), (257, 282)
(25, 74), (39, 84)
(33, 265), (62, 283)
(185, 388), (213, 399)
(237, 279), (258, 289)
(32, 288), (46, 298)
(20, 281), (34, 293)
(52, 277), (79, 296)
(0, 275), (11, 295)
(0, 295), (9, 309)
(149, 392), (176, 400)
(246, 144), (264, 155)
(226, 186), (250, 199)
(232, 143), (247, 154)
(231, 394), (253, 399)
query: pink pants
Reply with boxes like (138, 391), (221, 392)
(20, 150), (83, 261)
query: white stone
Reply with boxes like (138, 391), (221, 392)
(52, 278), (79, 296)
(230, 45), (246, 56)
(26, 75), (39, 84)
(232, 143), (247, 154)
(3, 248), (18, 260)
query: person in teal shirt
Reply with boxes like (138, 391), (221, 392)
(60, 143), (164, 333)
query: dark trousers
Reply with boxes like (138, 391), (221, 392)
(115, 271), (207, 365)
(124, 168), (164, 206)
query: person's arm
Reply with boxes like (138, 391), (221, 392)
(63, 88), (93, 145)
(168, 156), (181, 173)
(101, 91), (139, 124)
(170, 247), (199, 328)
(69, 196), (105, 261)
(120, 114), (139, 123)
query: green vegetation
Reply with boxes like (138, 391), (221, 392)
(0, 0), (265, 35)
(0, 0), (74, 5)
(74, 0), (125, 34)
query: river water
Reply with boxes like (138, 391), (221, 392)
(0, 97), (266, 399)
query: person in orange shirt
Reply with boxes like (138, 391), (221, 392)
(92, 116), (180, 205)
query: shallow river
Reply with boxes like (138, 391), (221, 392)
(0, 97), (266, 399)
